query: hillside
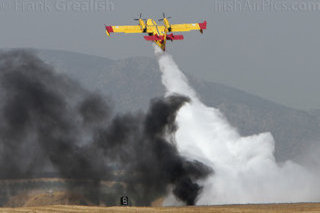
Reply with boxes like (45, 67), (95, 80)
(35, 49), (320, 163)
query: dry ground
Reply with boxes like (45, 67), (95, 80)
(1, 203), (320, 213)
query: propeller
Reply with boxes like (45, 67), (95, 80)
(158, 12), (172, 21)
(133, 13), (146, 21)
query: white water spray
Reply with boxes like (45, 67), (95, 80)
(154, 46), (320, 205)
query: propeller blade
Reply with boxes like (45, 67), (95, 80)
(159, 13), (172, 21)
(133, 13), (145, 21)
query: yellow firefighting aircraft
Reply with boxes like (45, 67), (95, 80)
(105, 13), (207, 51)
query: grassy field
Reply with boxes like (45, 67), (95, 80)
(1, 203), (320, 213)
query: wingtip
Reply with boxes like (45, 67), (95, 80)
(199, 20), (207, 30)
(105, 25), (114, 36)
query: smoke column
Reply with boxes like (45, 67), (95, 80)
(0, 50), (211, 206)
(154, 46), (320, 205)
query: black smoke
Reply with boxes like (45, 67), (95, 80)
(0, 50), (211, 206)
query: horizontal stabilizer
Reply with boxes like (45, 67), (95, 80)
(144, 35), (164, 41)
(166, 34), (184, 40)
(144, 34), (184, 41)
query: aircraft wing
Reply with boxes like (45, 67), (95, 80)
(170, 21), (207, 32)
(105, 25), (143, 36)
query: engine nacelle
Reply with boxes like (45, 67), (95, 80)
(163, 18), (172, 32)
(139, 19), (147, 32)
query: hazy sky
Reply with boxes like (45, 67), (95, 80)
(1, 0), (320, 110)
